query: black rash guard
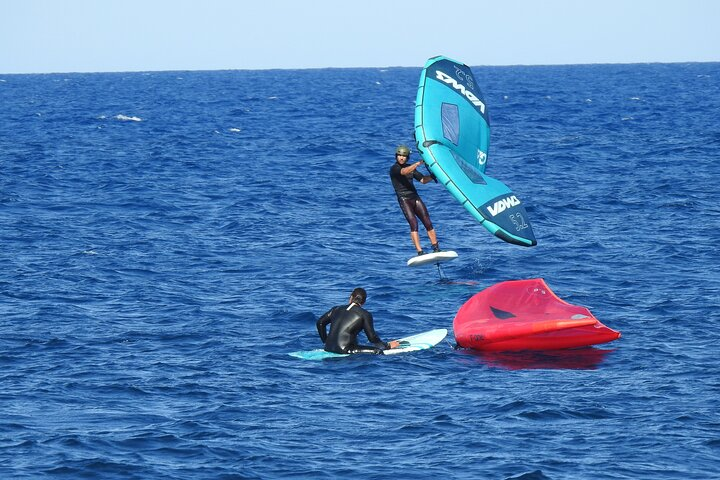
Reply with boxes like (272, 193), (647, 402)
(389, 162), (424, 199)
(389, 162), (433, 232)
(316, 304), (386, 354)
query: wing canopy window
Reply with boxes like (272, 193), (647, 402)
(441, 103), (460, 145)
(451, 151), (486, 185)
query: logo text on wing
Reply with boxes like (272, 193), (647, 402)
(435, 70), (486, 113)
(487, 196), (520, 217)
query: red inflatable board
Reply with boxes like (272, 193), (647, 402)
(453, 279), (620, 351)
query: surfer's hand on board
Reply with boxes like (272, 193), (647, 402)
(387, 340), (401, 349)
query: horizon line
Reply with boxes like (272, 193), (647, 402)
(1, 59), (718, 76)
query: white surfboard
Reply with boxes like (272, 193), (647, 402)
(407, 250), (458, 267)
(382, 328), (448, 355)
(289, 328), (448, 361)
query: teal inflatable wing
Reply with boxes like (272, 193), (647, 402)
(414, 56), (537, 247)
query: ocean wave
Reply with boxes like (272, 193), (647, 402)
(114, 114), (142, 122)
(1, 63), (719, 480)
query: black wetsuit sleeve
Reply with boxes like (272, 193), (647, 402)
(316, 307), (335, 343)
(362, 311), (384, 347)
(412, 170), (424, 181)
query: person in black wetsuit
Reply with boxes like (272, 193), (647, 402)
(316, 288), (389, 354)
(389, 145), (441, 255)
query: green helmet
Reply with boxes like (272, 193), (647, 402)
(395, 145), (411, 156)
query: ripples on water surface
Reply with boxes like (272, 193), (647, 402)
(1, 63), (719, 479)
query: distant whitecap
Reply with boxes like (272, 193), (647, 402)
(229, 128), (242, 132)
(115, 114), (142, 122)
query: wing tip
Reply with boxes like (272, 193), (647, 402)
(494, 230), (538, 247)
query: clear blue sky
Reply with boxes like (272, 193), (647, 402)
(1, 0), (718, 74)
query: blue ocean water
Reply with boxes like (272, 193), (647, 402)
(1, 62), (719, 479)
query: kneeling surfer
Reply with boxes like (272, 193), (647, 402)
(317, 288), (398, 354)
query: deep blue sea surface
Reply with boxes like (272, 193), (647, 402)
(1, 62), (719, 479)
